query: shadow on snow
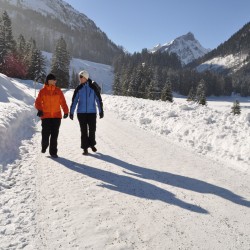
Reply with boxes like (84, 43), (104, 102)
(92, 153), (250, 208)
(54, 156), (208, 214)
(54, 153), (249, 214)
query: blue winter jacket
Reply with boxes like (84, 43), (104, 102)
(70, 80), (103, 114)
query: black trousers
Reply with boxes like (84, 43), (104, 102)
(77, 113), (96, 150)
(41, 118), (61, 155)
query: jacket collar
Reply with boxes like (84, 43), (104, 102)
(44, 84), (56, 90)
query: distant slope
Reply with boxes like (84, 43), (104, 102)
(42, 51), (113, 94)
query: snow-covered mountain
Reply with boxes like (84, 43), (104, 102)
(5, 0), (92, 29)
(0, 0), (123, 64)
(149, 32), (210, 65)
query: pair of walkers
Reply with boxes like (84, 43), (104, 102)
(35, 70), (104, 158)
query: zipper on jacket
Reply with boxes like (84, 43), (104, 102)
(50, 86), (53, 117)
(86, 85), (87, 113)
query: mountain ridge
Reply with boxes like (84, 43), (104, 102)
(188, 21), (250, 76)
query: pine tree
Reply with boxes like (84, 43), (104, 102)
(199, 94), (207, 106)
(140, 65), (152, 99)
(113, 71), (121, 95)
(1, 11), (16, 53)
(120, 66), (132, 96)
(25, 38), (37, 75)
(127, 67), (138, 97)
(16, 34), (26, 62)
(70, 68), (79, 89)
(147, 79), (156, 100)
(50, 36), (71, 88)
(187, 86), (196, 101)
(147, 67), (161, 100)
(134, 64), (145, 98)
(23, 38), (46, 81)
(231, 100), (241, 115)
(0, 14), (5, 68)
(196, 79), (207, 105)
(161, 78), (173, 102)
(28, 48), (46, 82)
(0, 11), (16, 73)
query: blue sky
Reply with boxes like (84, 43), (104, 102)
(65, 0), (250, 53)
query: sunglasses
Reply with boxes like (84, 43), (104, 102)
(80, 75), (83, 78)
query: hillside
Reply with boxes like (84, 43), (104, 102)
(42, 51), (114, 94)
(0, 0), (124, 64)
(190, 22), (250, 75)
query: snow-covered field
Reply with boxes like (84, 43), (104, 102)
(0, 71), (250, 249)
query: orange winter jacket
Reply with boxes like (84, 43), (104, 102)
(35, 84), (69, 119)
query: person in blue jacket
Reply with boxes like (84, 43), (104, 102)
(70, 70), (104, 155)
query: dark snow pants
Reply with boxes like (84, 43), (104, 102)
(77, 113), (96, 150)
(41, 118), (61, 155)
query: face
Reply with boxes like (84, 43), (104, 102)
(80, 75), (88, 83)
(48, 79), (56, 85)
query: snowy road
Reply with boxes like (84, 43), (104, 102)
(1, 91), (250, 250)
(33, 94), (249, 249)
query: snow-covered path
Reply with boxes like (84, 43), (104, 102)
(1, 89), (250, 250)
(31, 94), (250, 249)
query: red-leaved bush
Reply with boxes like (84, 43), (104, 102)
(1, 53), (27, 79)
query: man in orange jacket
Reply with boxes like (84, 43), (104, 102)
(35, 73), (69, 158)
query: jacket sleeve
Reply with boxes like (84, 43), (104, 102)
(88, 79), (103, 113)
(70, 86), (80, 114)
(35, 89), (43, 111)
(59, 90), (69, 114)
(95, 91), (103, 113)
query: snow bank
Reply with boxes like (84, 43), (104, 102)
(104, 95), (250, 170)
(0, 75), (38, 248)
(0, 74), (36, 172)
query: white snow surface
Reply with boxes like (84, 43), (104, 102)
(0, 71), (250, 249)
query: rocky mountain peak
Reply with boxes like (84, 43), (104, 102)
(149, 32), (210, 65)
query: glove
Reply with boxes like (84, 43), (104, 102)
(63, 113), (68, 119)
(69, 114), (74, 120)
(37, 110), (43, 117)
(99, 111), (104, 119)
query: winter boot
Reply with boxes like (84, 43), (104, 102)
(83, 149), (88, 155)
(91, 146), (97, 152)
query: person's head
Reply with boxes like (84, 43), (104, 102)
(45, 73), (57, 85)
(79, 70), (89, 83)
